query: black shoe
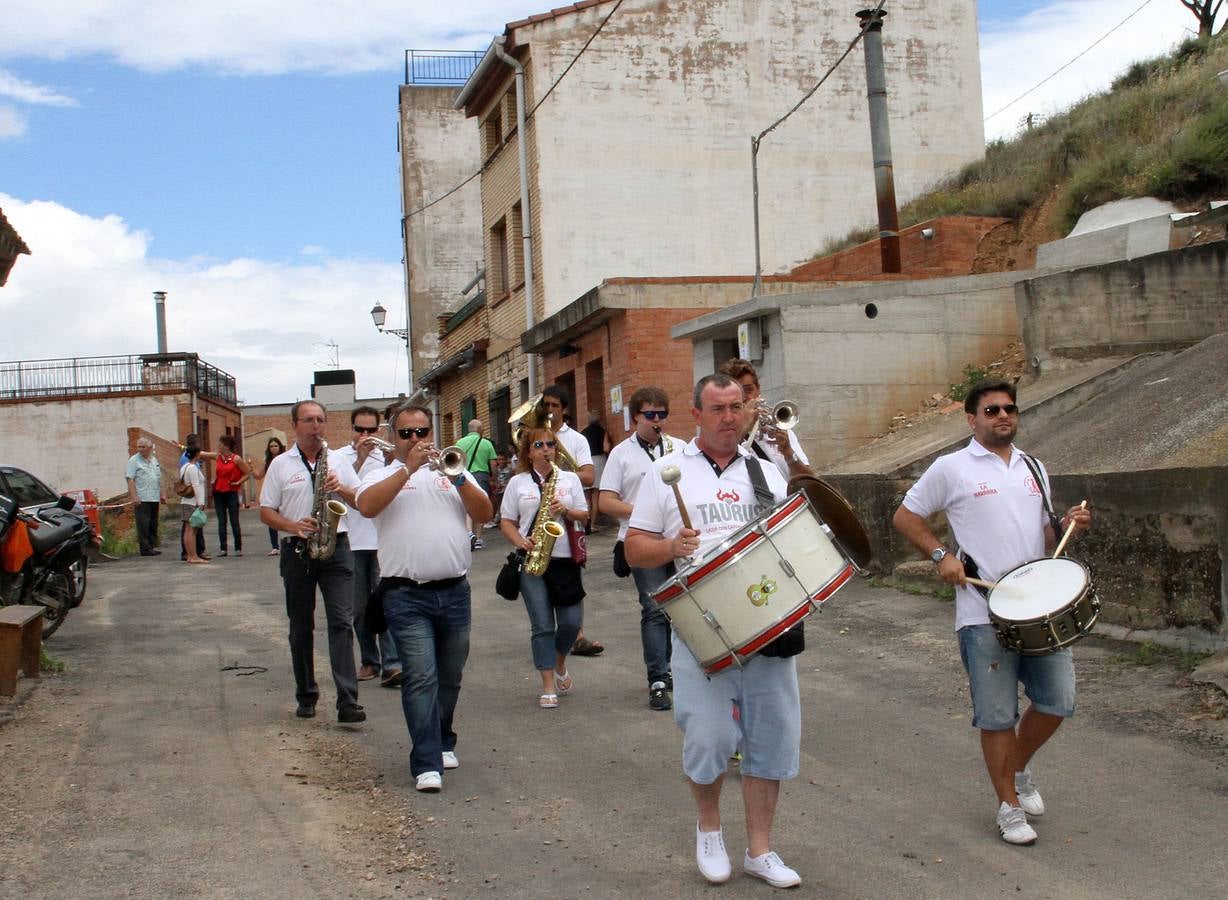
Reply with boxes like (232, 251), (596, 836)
(338, 704), (366, 724)
(296, 703), (316, 719)
(649, 681), (672, 711)
(150, 549), (162, 555)
(219, 550), (229, 557)
(140, 549), (157, 556)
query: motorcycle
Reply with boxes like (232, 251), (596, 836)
(0, 492), (91, 638)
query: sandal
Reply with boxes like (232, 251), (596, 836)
(555, 671), (573, 695)
(539, 693), (559, 709)
(571, 637), (604, 657)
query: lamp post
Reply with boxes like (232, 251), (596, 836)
(371, 302), (413, 396)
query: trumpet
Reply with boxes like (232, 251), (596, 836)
(746, 399), (800, 445)
(365, 437), (396, 453)
(428, 445), (467, 478)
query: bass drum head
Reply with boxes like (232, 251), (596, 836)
(988, 557), (1089, 622)
(787, 475), (872, 570)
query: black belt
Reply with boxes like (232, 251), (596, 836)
(281, 533), (349, 549)
(381, 574), (465, 591)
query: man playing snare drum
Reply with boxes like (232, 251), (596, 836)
(892, 380), (1091, 846)
(626, 374), (804, 889)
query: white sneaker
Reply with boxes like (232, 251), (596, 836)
(415, 771), (442, 793)
(996, 802), (1038, 845)
(695, 823), (731, 884)
(442, 751), (459, 770)
(743, 850), (801, 888)
(1015, 767), (1045, 816)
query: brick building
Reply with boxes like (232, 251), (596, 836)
(241, 370), (405, 454)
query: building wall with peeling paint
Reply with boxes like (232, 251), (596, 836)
(513, 0), (984, 316)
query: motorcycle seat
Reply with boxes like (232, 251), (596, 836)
(27, 514), (80, 555)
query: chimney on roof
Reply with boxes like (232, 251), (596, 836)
(153, 291), (168, 353)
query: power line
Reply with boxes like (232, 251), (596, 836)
(983, 0), (1157, 123)
(405, 0), (625, 220)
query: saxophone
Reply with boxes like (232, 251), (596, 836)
(523, 464), (565, 576)
(307, 441), (348, 560)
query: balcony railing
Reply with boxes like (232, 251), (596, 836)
(404, 49), (485, 86)
(0, 353), (238, 406)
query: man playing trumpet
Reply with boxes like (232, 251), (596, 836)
(717, 358), (813, 480)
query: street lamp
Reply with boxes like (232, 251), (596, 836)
(370, 302), (408, 340)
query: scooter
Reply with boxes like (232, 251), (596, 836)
(0, 493), (92, 638)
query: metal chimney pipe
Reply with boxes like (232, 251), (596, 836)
(856, 8), (901, 274)
(153, 291), (168, 353)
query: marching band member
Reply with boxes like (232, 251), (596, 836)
(499, 425), (588, 710)
(597, 386), (683, 711)
(355, 404), (492, 793)
(717, 358), (812, 480)
(893, 380), (1091, 846)
(625, 374), (804, 889)
(259, 400), (365, 724)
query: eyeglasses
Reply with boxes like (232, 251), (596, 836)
(532, 440), (557, 449)
(983, 404), (1019, 417)
(353, 425), (380, 434)
(396, 426), (432, 439)
(640, 410), (669, 421)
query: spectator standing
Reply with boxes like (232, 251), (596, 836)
(454, 419), (497, 549)
(179, 446), (209, 565)
(125, 436), (165, 556)
(256, 438), (286, 555)
(580, 410), (611, 534)
(212, 435), (252, 557)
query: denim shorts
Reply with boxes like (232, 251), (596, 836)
(958, 624), (1076, 731)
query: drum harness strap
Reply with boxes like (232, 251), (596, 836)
(960, 453), (1060, 599)
(743, 455), (806, 659)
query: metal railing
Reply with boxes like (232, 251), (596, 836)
(0, 353), (238, 406)
(404, 49), (484, 85)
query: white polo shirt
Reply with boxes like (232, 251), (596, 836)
(355, 463), (474, 581)
(259, 443), (361, 541)
(500, 469), (587, 560)
(331, 443), (385, 552)
(749, 429), (809, 481)
(902, 438), (1052, 630)
(629, 439), (788, 559)
(555, 424), (593, 470)
(599, 432), (685, 540)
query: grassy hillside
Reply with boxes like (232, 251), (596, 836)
(820, 33), (1228, 257)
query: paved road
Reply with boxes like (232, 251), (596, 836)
(1, 509), (1224, 898)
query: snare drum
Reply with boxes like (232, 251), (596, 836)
(652, 493), (856, 674)
(987, 557), (1100, 656)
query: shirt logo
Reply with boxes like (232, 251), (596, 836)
(1024, 475), (1041, 496)
(289, 473), (306, 486)
(434, 476), (453, 491)
(715, 488), (740, 504)
(973, 481), (998, 498)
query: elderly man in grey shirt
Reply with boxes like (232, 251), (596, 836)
(126, 436), (165, 556)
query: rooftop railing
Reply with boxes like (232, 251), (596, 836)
(0, 353), (238, 406)
(404, 49), (485, 86)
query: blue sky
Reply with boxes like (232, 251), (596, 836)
(0, 1), (1198, 404)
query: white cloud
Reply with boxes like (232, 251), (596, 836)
(980, 0), (1195, 140)
(0, 1), (533, 75)
(0, 104), (27, 139)
(0, 69), (76, 106)
(0, 194), (408, 404)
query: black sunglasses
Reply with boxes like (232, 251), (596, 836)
(396, 426), (432, 439)
(983, 404), (1019, 417)
(640, 410), (669, 421)
(353, 425), (380, 434)
(532, 440), (557, 449)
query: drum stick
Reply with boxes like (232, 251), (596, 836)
(660, 464), (693, 531)
(1052, 500), (1087, 559)
(966, 577), (999, 591)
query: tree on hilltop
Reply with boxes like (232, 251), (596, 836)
(1180, 0), (1225, 38)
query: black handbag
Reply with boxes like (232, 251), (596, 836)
(496, 550), (525, 601)
(612, 539), (631, 578)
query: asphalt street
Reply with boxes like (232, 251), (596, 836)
(0, 508), (1224, 899)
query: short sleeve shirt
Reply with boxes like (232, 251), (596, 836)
(902, 438), (1051, 629)
(331, 443), (386, 552)
(500, 469), (587, 560)
(749, 429), (809, 481)
(259, 443), (361, 541)
(126, 453), (162, 502)
(455, 433), (497, 474)
(555, 425), (593, 470)
(599, 433), (685, 539)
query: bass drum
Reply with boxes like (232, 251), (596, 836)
(786, 474), (873, 570)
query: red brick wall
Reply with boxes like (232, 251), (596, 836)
(790, 216), (1008, 279)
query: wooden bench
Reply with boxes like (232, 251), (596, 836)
(0, 605), (43, 696)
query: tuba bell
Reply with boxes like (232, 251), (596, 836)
(510, 394), (580, 472)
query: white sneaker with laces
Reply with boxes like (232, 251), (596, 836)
(695, 823), (731, 884)
(743, 850), (801, 888)
(415, 771), (442, 792)
(996, 801), (1038, 845)
(442, 751), (459, 770)
(1015, 767), (1044, 816)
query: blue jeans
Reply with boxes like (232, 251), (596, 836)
(632, 564), (673, 685)
(383, 578), (472, 777)
(520, 571), (583, 671)
(351, 549), (398, 673)
(958, 624), (1076, 730)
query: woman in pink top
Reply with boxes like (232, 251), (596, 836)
(212, 435), (252, 557)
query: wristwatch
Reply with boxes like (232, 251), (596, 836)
(930, 546), (949, 564)
(451, 474), (466, 488)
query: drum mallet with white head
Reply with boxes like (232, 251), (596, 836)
(660, 464), (693, 531)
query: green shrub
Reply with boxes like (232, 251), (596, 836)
(949, 364), (989, 402)
(1149, 102), (1228, 200)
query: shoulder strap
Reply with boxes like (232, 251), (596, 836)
(743, 454), (775, 511)
(1020, 453), (1061, 532)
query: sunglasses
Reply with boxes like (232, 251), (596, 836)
(983, 404), (1019, 417)
(396, 426), (432, 439)
(353, 425), (380, 434)
(640, 410), (669, 421)
(532, 440), (557, 449)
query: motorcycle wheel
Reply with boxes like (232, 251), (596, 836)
(31, 570), (73, 639)
(66, 556), (88, 607)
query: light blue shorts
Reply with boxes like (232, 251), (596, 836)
(958, 624), (1076, 731)
(671, 633), (800, 784)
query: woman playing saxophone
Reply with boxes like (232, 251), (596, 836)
(499, 425), (588, 709)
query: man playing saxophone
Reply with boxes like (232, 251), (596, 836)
(260, 400), (366, 724)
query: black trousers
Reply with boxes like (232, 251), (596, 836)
(213, 490), (242, 552)
(134, 501), (160, 552)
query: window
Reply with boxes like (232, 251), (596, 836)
(491, 217), (509, 296)
(460, 396), (477, 431)
(488, 387), (511, 455)
(0, 466), (59, 509)
(483, 112), (502, 158)
(509, 203), (524, 288)
(503, 84), (518, 135)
